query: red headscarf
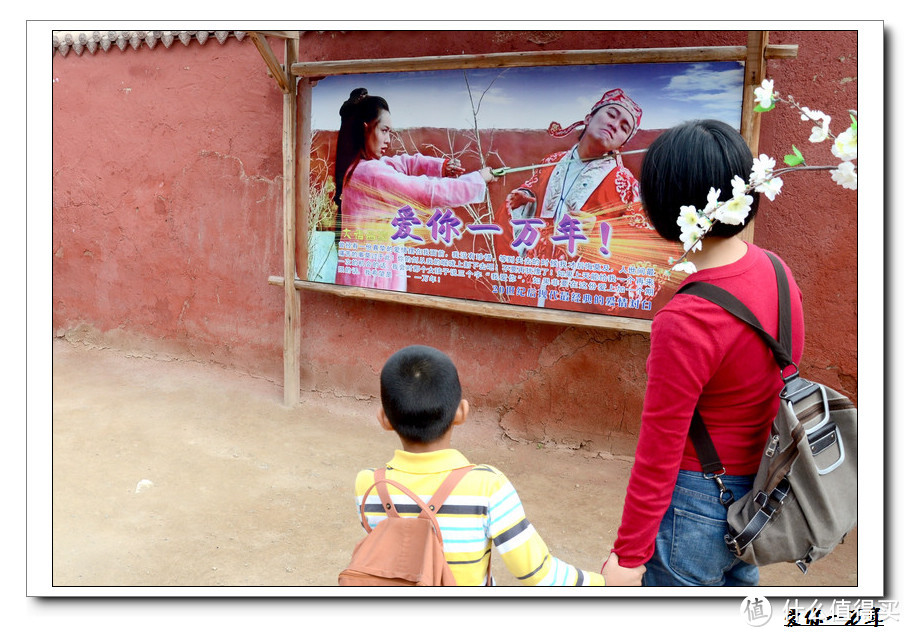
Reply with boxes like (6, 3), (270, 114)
(547, 88), (643, 144)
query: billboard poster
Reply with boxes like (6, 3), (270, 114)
(305, 61), (746, 320)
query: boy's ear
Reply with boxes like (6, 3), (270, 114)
(452, 399), (470, 427)
(377, 407), (395, 432)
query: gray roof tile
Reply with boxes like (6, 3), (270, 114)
(52, 30), (247, 57)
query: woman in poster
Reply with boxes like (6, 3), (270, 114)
(498, 88), (676, 314)
(333, 88), (495, 291)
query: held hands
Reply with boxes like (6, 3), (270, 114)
(602, 551), (645, 586)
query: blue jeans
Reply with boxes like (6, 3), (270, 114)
(643, 470), (759, 587)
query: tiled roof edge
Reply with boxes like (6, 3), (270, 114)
(53, 30), (248, 57)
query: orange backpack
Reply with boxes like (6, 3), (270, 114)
(338, 466), (473, 586)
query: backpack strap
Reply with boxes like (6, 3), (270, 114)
(424, 465), (494, 586)
(372, 467), (401, 517)
(426, 465), (474, 514)
(360, 466), (474, 530)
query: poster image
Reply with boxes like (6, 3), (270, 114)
(306, 62), (746, 320)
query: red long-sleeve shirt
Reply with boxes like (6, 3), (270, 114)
(613, 244), (805, 568)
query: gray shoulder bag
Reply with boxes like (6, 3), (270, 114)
(679, 251), (857, 574)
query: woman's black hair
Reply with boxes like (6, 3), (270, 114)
(380, 345), (462, 445)
(332, 88), (390, 241)
(639, 119), (758, 242)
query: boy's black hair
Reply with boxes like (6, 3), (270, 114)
(639, 119), (759, 242)
(380, 345), (462, 444)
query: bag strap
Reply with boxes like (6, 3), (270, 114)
(360, 465), (493, 585)
(360, 468), (433, 526)
(427, 465), (474, 513)
(676, 251), (794, 481)
(360, 465), (474, 529)
(676, 252), (794, 370)
(688, 410), (724, 475)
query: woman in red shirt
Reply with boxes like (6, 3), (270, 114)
(603, 120), (805, 586)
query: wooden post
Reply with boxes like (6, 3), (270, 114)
(282, 36), (301, 406)
(297, 79), (313, 300)
(741, 31), (770, 154)
(740, 30), (769, 245)
(249, 32), (290, 94)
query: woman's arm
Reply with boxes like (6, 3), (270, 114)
(610, 303), (724, 568)
(384, 153), (445, 178)
(358, 156), (488, 210)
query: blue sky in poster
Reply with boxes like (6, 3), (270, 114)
(311, 61), (745, 133)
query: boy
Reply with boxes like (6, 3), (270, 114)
(354, 344), (606, 586)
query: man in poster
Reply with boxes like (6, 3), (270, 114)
(497, 88), (676, 315)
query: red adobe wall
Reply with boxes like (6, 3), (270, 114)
(52, 30), (858, 454)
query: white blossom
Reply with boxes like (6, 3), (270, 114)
(754, 176), (784, 201)
(714, 193), (753, 225)
(730, 175), (749, 198)
(672, 260), (698, 274)
(706, 187), (721, 210)
(754, 79), (776, 109)
(830, 162), (857, 190)
(801, 107), (831, 142)
(679, 226), (704, 253)
(750, 154), (776, 185)
(677, 205), (700, 230)
(832, 125), (857, 161)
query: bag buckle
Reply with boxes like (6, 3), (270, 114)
(724, 533), (744, 557)
(753, 485), (787, 516)
(704, 470), (734, 508)
(782, 380), (846, 475)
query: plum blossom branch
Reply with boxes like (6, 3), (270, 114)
(671, 78), (857, 274)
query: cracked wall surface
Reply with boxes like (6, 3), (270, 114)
(53, 34), (287, 378)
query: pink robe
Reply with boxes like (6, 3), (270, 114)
(336, 154), (487, 291)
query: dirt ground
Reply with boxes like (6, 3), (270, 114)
(50, 337), (857, 590)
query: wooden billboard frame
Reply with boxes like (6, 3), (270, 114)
(252, 31), (797, 404)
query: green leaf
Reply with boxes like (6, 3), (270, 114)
(784, 145), (805, 167)
(850, 113), (857, 131)
(753, 103), (776, 113)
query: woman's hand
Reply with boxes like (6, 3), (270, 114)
(602, 552), (645, 586)
(444, 158), (466, 177)
(479, 167), (497, 183)
(506, 188), (534, 210)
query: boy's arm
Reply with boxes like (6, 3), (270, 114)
(487, 477), (605, 586)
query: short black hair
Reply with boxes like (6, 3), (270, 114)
(640, 119), (758, 242)
(380, 345), (463, 444)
